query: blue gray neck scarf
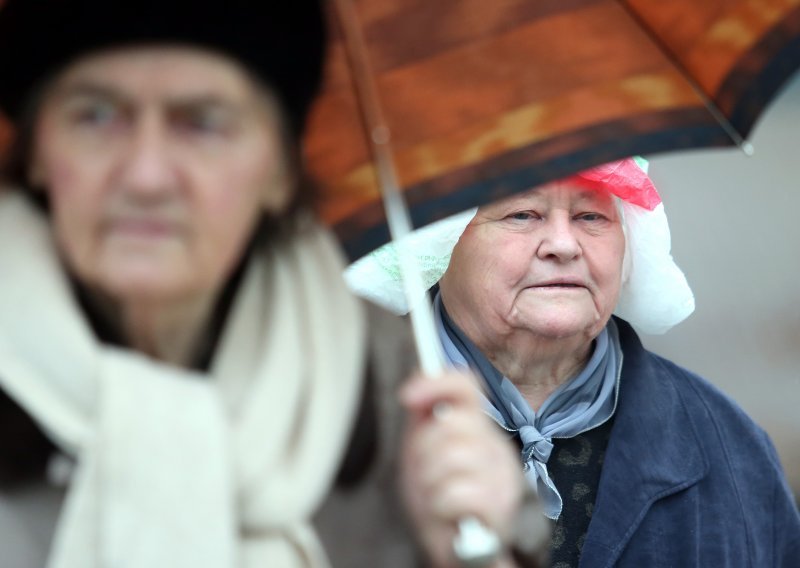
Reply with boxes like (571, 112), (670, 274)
(434, 292), (622, 519)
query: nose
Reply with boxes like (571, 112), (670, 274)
(117, 114), (178, 200)
(536, 214), (581, 262)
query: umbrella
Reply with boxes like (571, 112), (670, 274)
(305, 0), (800, 261)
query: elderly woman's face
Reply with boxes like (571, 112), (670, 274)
(29, 47), (291, 302)
(442, 183), (625, 346)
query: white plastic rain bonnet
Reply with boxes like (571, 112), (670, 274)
(344, 158), (694, 335)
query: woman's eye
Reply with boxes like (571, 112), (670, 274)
(577, 212), (605, 222)
(189, 114), (221, 132)
(72, 102), (119, 126)
(177, 109), (233, 137)
(509, 211), (537, 221)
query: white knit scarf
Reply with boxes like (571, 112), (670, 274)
(0, 192), (366, 568)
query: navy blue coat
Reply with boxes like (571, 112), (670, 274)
(580, 319), (800, 567)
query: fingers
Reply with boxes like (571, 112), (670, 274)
(399, 370), (483, 420)
(409, 408), (496, 490)
(400, 370), (524, 541)
(409, 422), (522, 529)
(427, 469), (503, 523)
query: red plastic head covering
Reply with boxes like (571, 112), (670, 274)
(566, 158), (661, 211)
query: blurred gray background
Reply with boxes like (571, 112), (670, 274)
(643, 71), (800, 499)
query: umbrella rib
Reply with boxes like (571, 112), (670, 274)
(617, 0), (754, 155)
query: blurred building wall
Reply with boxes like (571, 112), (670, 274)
(643, 71), (800, 498)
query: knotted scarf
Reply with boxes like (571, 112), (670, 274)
(434, 292), (621, 519)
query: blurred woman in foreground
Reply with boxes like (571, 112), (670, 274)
(0, 1), (525, 566)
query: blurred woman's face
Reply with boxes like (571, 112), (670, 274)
(441, 183), (625, 350)
(30, 46), (292, 303)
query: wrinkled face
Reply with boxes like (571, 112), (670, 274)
(30, 46), (291, 303)
(440, 182), (625, 348)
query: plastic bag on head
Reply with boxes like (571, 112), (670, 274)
(343, 208), (476, 315)
(613, 201), (695, 334)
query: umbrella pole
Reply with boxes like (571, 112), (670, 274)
(618, 3), (755, 156)
(376, 156), (447, 376)
(332, 1), (502, 565)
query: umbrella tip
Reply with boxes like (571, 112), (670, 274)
(741, 141), (755, 157)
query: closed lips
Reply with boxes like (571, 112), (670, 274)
(532, 279), (586, 288)
(106, 218), (179, 237)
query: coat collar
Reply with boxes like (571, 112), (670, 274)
(579, 318), (709, 567)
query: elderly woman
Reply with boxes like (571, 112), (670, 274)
(0, 1), (526, 567)
(348, 159), (800, 566)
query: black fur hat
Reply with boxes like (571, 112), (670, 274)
(0, 0), (327, 136)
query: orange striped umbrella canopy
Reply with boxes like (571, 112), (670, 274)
(305, 0), (800, 258)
